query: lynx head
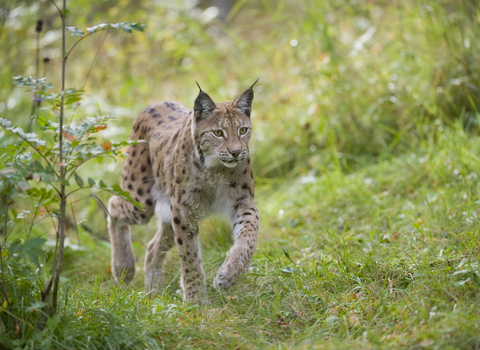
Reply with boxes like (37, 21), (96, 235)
(192, 81), (257, 168)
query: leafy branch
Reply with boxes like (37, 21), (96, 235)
(65, 22), (146, 60)
(1, 0), (147, 319)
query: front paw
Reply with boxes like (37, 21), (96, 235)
(144, 271), (163, 292)
(113, 263), (135, 284)
(184, 294), (211, 305)
(183, 284), (209, 304)
(213, 274), (235, 290)
(198, 298), (212, 305)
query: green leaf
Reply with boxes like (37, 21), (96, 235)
(66, 26), (84, 37)
(16, 210), (31, 219)
(281, 266), (298, 275)
(58, 177), (70, 186)
(0, 118), (47, 147)
(121, 22), (132, 33)
(84, 22), (146, 35)
(88, 177), (96, 186)
(86, 23), (108, 34)
(130, 23), (146, 32)
(42, 83), (54, 91)
(9, 237), (47, 264)
(74, 173), (84, 187)
(111, 184), (143, 208)
(454, 278), (471, 287)
(307, 296), (323, 305)
(27, 301), (49, 312)
(282, 247), (295, 264)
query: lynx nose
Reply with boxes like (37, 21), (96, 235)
(229, 149), (241, 158)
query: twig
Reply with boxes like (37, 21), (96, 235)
(27, 20), (43, 133)
(2, 195), (8, 249)
(68, 30), (109, 126)
(24, 143), (60, 179)
(66, 153), (115, 181)
(51, 0), (67, 314)
(83, 30), (108, 92)
(37, 276), (53, 330)
(65, 186), (89, 198)
(0, 0), (12, 43)
(0, 127), (61, 179)
(64, 29), (111, 62)
(70, 198), (80, 246)
(49, 0), (62, 15)
(0, 195), (9, 345)
(0, 195), (20, 340)
(26, 191), (45, 240)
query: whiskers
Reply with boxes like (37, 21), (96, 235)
(206, 151), (252, 169)
(247, 152), (255, 164)
(211, 157), (224, 168)
(204, 155), (223, 168)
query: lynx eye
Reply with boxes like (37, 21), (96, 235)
(213, 129), (224, 137)
(239, 127), (248, 135)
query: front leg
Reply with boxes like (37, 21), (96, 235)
(171, 205), (208, 303)
(214, 200), (259, 290)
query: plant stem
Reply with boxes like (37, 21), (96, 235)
(0, 195), (18, 341)
(26, 192), (45, 240)
(52, 0), (67, 314)
(64, 32), (97, 61)
(2, 195), (8, 250)
(0, 195), (9, 345)
(69, 30), (109, 126)
(27, 24), (42, 133)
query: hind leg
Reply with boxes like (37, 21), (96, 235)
(144, 222), (175, 291)
(108, 196), (153, 283)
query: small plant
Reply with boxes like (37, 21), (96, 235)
(0, 0), (146, 340)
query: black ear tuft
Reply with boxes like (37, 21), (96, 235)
(193, 86), (216, 121)
(233, 79), (258, 118)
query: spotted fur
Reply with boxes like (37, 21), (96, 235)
(107, 83), (259, 303)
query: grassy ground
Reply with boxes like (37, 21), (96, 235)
(2, 0), (480, 349)
(9, 121), (478, 349)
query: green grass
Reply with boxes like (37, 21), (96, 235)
(2, 0), (480, 349)
(5, 121), (480, 349)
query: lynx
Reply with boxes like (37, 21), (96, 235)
(107, 82), (259, 303)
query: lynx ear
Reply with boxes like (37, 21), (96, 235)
(194, 83), (216, 121)
(233, 79), (258, 118)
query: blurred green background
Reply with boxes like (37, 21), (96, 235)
(3, 0), (480, 174)
(2, 0), (480, 272)
(2, 1), (480, 348)
(2, 0), (480, 276)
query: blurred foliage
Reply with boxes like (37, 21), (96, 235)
(1, 0), (479, 179)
